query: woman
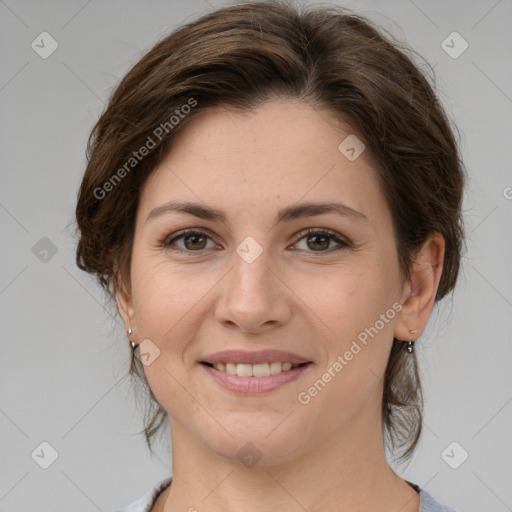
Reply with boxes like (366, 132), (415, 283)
(75, 1), (465, 511)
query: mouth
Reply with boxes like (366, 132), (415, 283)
(199, 360), (313, 394)
(200, 361), (310, 376)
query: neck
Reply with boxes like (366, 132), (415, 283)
(160, 406), (419, 512)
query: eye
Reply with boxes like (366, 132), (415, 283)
(291, 228), (350, 253)
(163, 229), (217, 252)
(162, 228), (350, 254)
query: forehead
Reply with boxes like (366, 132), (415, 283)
(138, 99), (388, 225)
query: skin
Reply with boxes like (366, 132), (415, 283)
(117, 98), (445, 512)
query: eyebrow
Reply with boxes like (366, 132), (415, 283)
(145, 200), (368, 225)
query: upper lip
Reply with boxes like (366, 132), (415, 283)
(201, 349), (312, 365)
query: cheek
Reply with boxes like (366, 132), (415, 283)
(130, 255), (218, 359)
(129, 262), (200, 403)
(130, 256), (186, 342)
(298, 255), (400, 379)
(296, 259), (398, 335)
(300, 270), (398, 406)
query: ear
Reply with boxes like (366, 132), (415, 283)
(394, 232), (445, 342)
(115, 273), (138, 341)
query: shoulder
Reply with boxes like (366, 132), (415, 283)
(113, 477), (459, 512)
(111, 476), (173, 512)
(418, 486), (460, 512)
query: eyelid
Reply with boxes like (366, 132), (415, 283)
(293, 227), (350, 244)
(162, 228), (218, 249)
(290, 227), (351, 252)
(162, 227), (350, 253)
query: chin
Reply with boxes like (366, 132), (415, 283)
(199, 420), (304, 467)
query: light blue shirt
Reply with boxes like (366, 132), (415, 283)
(113, 476), (459, 512)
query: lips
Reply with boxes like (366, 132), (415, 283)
(198, 349), (313, 393)
(200, 349), (312, 366)
(200, 361), (313, 393)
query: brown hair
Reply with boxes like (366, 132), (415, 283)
(75, 0), (465, 464)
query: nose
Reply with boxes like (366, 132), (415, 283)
(214, 244), (292, 335)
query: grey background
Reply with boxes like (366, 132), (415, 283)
(1, 0), (511, 510)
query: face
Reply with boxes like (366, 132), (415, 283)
(119, 99), (409, 465)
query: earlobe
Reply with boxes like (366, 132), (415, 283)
(394, 232), (445, 342)
(115, 276), (137, 336)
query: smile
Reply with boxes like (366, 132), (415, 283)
(200, 361), (313, 394)
(201, 361), (306, 376)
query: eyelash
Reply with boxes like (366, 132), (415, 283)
(162, 228), (350, 255)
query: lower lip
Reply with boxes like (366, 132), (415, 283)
(200, 363), (313, 394)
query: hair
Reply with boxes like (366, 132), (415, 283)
(75, 0), (465, 464)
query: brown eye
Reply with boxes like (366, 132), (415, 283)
(292, 229), (349, 253)
(164, 230), (214, 252)
(306, 233), (330, 251)
(182, 233), (208, 250)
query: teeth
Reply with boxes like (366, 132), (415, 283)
(253, 363), (270, 377)
(269, 361), (282, 374)
(236, 364), (253, 377)
(226, 363), (237, 375)
(212, 361), (300, 376)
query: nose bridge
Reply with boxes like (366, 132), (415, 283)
(230, 236), (274, 300)
(215, 235), (290, 332)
